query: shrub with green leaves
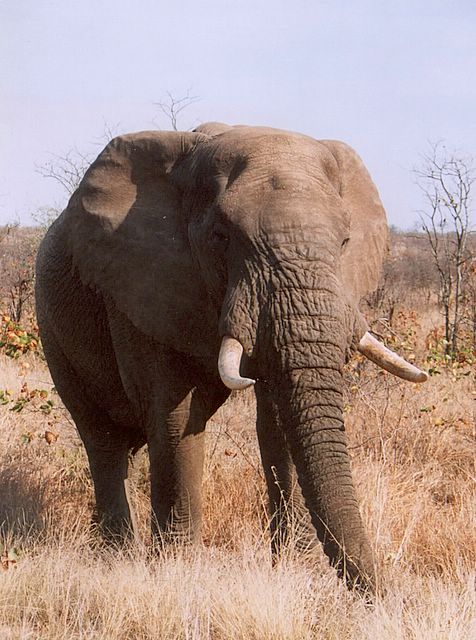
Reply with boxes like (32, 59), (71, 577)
(0, 314), (40, 357)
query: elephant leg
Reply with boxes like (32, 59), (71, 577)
(256, 383), (318, 558)
(60, 402), (136, 541)
(103, 307), (229, 547)
(39, 326), (136, 541)
(82, 430), (135, 541)
(147, 395), (203, 545)
(147, 375), (226, 546)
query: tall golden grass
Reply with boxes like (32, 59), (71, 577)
(0, 310), (475, 639)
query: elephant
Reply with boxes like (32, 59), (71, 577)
(35, 122), (427, 593)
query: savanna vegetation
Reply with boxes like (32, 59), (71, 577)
(0, 218), (475, 638)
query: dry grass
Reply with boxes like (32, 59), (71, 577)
(0, 309), (475, 638)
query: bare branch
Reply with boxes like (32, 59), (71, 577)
(36, 148), (90, 196)
(153, 90), (200, 131)
(414, 141), (474, 357)
(36, 121), (120, 198)
(0, 222), (18, 245)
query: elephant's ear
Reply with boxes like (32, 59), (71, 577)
(64, 130), (217, 355)
(321, 140), (389, 304)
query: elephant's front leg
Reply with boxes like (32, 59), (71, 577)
(85, 437), (135, 540)
(147, 387), (209, 545)
(255, 382), (319, 558)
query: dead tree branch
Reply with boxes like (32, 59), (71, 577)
(154, 90), (200, 131)
(415, 142), (474, 357)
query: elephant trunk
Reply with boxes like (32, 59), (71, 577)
(273, 365), (374, 589)
(257, 272), (375, 591)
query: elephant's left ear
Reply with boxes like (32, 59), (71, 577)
(321, 141), (389, 304)
(64, 130), (217, 355)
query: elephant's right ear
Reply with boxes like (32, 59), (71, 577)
(320, 140), (389, 304)
(64, 130), (216, 355)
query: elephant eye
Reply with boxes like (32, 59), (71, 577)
(341, 237), (350, 252)
(210, 223), (229, 252)
(213, 227), (228, 241)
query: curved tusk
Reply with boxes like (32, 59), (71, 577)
(218, 336), (256, 390)
(358, 332), (428, 383)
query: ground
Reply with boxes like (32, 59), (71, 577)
(0, 308), (474, 638)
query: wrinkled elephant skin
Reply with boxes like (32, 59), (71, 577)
(35, 123), (427, 593)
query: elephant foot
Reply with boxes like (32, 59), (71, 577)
(151, 515), (202, 551)
(92, 511), (136, 548)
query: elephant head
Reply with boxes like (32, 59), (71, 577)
(45, 123), (427, 592)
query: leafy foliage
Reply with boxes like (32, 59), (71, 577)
(0, 314), (40, 358)
(0, 383), (55, 416)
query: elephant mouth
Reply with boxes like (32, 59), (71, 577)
(218, 333), (428, 390)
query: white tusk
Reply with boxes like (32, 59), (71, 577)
(358, 332), (428, 383)
(218, 336), (256, 390)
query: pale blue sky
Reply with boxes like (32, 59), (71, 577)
(1, 0), (475, 227)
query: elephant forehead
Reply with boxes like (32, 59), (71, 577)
(206, 125), (327, 161)
(219, 181), (347, 245)
(217, 152), (342, 223)
(210, 133), (339, 195)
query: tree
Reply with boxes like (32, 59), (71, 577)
(415, 142), (474, 358)
(0, 224), (40, 322)
(0, 222), (16, 245)
(153, 90), (200, 131)
(36, 148), (91, 197)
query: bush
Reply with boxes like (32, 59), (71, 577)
(0, 314), (40, 358)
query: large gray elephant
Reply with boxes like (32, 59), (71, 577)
(35, 123), (427, 592)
